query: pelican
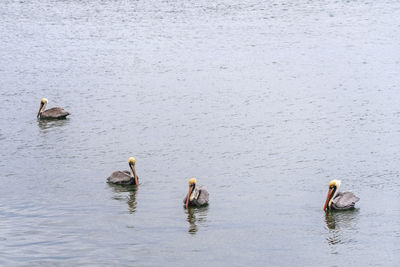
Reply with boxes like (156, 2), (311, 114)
(183, 178), (209, 208)
(37, 98), (70, 120)
(107, 157), (139, 185)
(323, 180), (359, 211)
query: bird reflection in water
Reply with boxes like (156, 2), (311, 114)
(109, 184), (138, 213)
(185, 206), (209, 235)
(38, 119), (70, 130)
(325, 209), (359, 247)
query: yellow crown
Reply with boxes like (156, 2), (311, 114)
(188, 178), (197, 185)
(128, 157), (136, 165)
(41, 98), (48, 104)
(328, 179), (340, 187)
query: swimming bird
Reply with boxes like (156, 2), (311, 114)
(37, 98), (70, 119)
(183, 178), (209, 208)
(107, 157), (139, 185)
(323, 180), (359, 211)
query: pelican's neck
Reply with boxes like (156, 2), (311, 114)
(328, 183), (341, 207)
(189, 185), (196, 200)
(129, 165), (135, 178)
(41, 102), (47, 113)
(129, 165), (138, 185)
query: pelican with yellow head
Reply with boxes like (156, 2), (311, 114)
(37, 98), (70, 120)
(107, 157), (139, 185)
(323, 179), (359, 211)
(184, 178), (209, 208)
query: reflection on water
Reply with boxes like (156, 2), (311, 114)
(38, 119), (70, 130)
(325, 210), (359, 246)
(108, 184), (138, 214)
(185, 206), (209, 235)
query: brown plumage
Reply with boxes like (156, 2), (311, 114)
(39, 107), (70, 119)
(107, 170), (139, 185)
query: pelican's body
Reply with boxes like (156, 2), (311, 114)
(107, 157), (139, 185)
(184, 178), (209, 208)
(37, 98), (69, 120)
(107, 170), (138, 185)
(324, 180), (359, 211)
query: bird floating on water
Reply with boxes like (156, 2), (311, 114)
(107, 157), (139, 185)
(183, 178), (209, 208)
(37, 98), (70, 120)
(323, 180), (359, 211)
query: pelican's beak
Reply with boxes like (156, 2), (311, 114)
(185, 186), (193, 209)
(323, 188), (334, 211)
(37, 103), (43, 118)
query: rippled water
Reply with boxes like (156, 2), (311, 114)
(1, 0), (400, 265)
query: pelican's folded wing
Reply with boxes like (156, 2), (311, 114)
(42, 107), (70, 119)
(195, 186), (209, 206)
(332, 192), (359, 210)
(107, 171), (131, 184)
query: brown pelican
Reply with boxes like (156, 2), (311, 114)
(183, 178), (209, 208)
(37, 98), (70, 119)
(323, 180), (359, 211)
(107, 157), (139, 185)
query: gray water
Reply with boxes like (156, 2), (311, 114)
(1, 0), (400, 266)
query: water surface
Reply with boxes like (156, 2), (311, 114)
(1, 0), (400, 265)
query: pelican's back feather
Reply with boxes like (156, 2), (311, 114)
(332, 192), (359, 210)
(107, 170), (133, 185)
(41, 107), (70, 119)
(195, 186), (209, 206)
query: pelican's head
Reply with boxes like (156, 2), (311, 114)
(328, 179), (341, 189)
(324, 179), (341, 211)
(128, 157), (138, 186)
(128, 157), (136, 166)
(188, 178), (197, 187)
(37, 98), (48, 118)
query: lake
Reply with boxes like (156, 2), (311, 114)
(0, 0), (400, 265)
